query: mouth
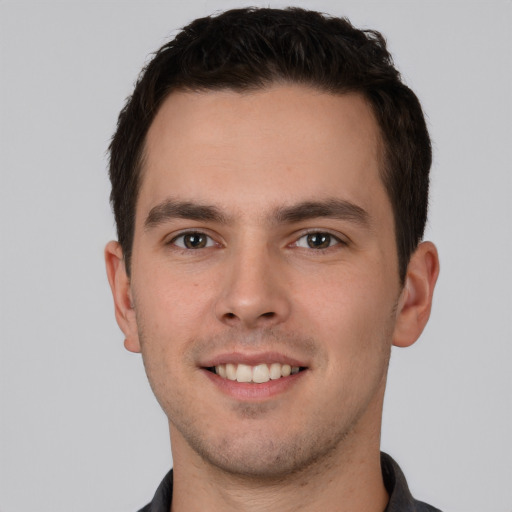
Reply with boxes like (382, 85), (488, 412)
(204, 363), (307, 384)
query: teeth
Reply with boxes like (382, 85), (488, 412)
(252, 364), (270, 383)
(236, 364), (252, 383)
(226, 363), (237, 381)
(214, 363), (302, 383)
(269, 363), (282, 380)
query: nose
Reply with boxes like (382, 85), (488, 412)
(214, 243), (291, 329)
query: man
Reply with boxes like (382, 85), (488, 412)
(105, 7), (440, 512)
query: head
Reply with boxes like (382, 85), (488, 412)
(109, 7), (431, 283)
(105, 7), (439, 481)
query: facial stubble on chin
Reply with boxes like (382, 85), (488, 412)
(138, 326), (342, 477)
(136, 322), (395, 482)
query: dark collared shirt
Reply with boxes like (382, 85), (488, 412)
(138, 452), (441, 512)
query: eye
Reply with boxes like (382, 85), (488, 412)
(294, 232), (342, 250)
(171, 232), (215, 249)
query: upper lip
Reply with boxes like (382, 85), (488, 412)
(200, 351), (309, 368)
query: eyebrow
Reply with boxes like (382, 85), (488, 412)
(144, 199), (229, 230)
(272, 199), (370, 227)
(144, 197), (370, 231)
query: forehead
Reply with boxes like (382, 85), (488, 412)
(138, 85), (388, 221)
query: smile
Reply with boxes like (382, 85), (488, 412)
(207, 363), (306, 383)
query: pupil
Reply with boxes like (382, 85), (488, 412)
(307, 233), (330, 249)
(185, 233), (206, 249)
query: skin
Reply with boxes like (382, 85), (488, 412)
(106, 85), (439, 512)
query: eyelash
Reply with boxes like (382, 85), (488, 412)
(291, 231), (346, 251)
(168, 231), (218, 250)
(168, 230), (346, 252)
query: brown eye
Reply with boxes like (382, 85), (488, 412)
(295, 232), (341, 250)
(172, 232), (213, 249)
(306, 233), (331, 249)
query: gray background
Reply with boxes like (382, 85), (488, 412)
(1, 1), (511, 511)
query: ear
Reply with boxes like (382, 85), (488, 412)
(104, 241), (141, 353)
(392, 241), (440, 348)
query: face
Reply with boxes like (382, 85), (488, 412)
(114, 85), (407, 478)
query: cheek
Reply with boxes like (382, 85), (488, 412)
(132, 275), (204, 404)
(296, 266), (397, 353)
(136, 266), (214, 321)
(131, 267), (217, 377)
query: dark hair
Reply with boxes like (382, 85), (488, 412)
(109, 7), (431, 282)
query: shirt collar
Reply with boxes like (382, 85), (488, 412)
(140, 452), (440, 512)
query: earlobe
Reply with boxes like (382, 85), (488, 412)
(104, 241), (141, 353)
(392, 241), (440, 348)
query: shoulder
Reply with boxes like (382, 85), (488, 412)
(136, 469), (173, 512)
(381, 453), (442, 512)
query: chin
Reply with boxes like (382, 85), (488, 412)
(176, 421), (350, 481)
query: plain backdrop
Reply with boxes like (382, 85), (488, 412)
(1, 1), (511, 511)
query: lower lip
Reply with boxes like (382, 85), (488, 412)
(202, 369), (307, 400)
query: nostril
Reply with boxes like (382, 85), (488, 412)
(219, 309), (281, 326)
